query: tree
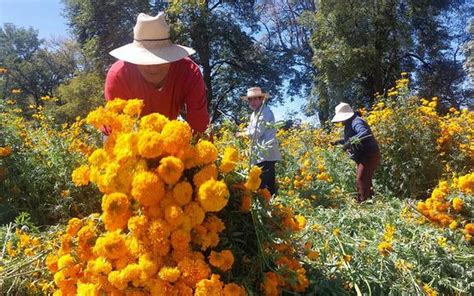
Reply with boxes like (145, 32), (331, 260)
(0, 24), (77, 107)
(309, 0), (471, 123)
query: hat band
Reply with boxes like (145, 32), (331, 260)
(133, 38), (173, 49)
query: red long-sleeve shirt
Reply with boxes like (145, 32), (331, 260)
(104, 57), (209, 133)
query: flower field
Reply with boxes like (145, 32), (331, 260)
(0, 78), (473, 295)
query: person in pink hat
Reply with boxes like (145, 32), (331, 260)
(331, 102), (381, 202)
(103, 12), (209, 134)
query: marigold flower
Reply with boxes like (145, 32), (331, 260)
(158, 156), (184, 185)
(245, 166), (262, 191)
(71, 165), (90, 186)
(203, 215), (226, 233)
(161, 120), (192, 155)
(465, 223), (474, 235)
(159, 266), (181, 283)
(198, 179), (229, 212)
(148, 218), (171, 241)
(66, 218), (82, 236)
(377, 241), (393, 256)
(195, 140), (218, 165)
(240, 195), (252, 212)
(173, 181), (193, 206)
(177, 257), (211, 287)
(262, 272), (280, 296)
(85, 256), (112, 276)
(131, 171), (165, 206)
(451, 197), (463, 212)
(195, 274), (224, 296)
(140, 113), (169, 132)
(224, 283), (247, 296)
(76, 282), (100, 295)
(171, 229), (191, 251)
(209, 250), (234, 271)
(137, 130), (163, 159)
(123, 99), (144, 116)
(193, 164), (218, 188)
(102, 192), (132, 231)
(219, 147), (239, 173)
(164, 203), (184, 227)
(105, 98), (128, 113)
(113, 133), (138, 165)
(0, 146), (12, 157)
(93, 230), (129, 260)
(184, 202), (205, 226)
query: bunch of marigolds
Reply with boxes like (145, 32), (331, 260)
(45, 99), (308, 295)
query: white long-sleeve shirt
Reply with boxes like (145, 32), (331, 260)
(247, 105), (282, 165)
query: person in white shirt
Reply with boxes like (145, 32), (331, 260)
(241, 86), (282, 195)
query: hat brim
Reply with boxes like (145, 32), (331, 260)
(331, 111), (354, 122)
(240, 93), (269, 101)
(110, 43), (195, 65)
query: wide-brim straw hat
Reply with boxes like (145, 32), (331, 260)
(109, 12), (195, 65)
(331, 102), (355, 122)
(241, 87), (269, 100)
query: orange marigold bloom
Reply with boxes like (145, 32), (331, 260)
(158, 156), (184, 185)
(66, 217), (82, 236)
(0, 146), (12, 157)
(203, 215), (225, 233)
(224, 283), (247, 296)
(262, 272), (280, 296)
(193, 164), (218, 188)
(195, 140), (218, 165)
(71, 165), (90, 186)
(164, 203), (184, 227)
(177, 257), (211, 287)
(209, 250), (234, 271)
(137, 130), (163, 159)
(93, 230), (129, 260)
(465, 223), (474, 235)
(240, 195), (252, 212)
(161, 120), (192, 155)
(173, 181), (193, 206)
(131, 171), (165, 206)
(198, 179), (229, 212)
(148, 218), (171, 241)
(184, 202), (205, 226)
(171, 229), (191, 251)
(195, 274), (224, 296)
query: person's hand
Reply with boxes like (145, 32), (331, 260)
(100, 125), (113, 136)
(331, 139), (344, 146)
(342, 141), (351, 150)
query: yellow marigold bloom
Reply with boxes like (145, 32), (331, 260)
(106, 98), (128, 113)
(137, 130), (163, 159)
(245, 166), (262, 191)
(184, 202), (205, 226)
(457, 173), (473, 194)
(383, 224), (395, 242)
(93, 230), (129, 260)
(173, 181), (193, 206)
(45, 254), (59, 273)
(86, 256), (112, 276)
(139, 254), (159, 280)
(193, 164), (218, 188)
(158, 156), (184, 185)
(140, 113), (169, 132)
(101, 192), (132, 231)
(224, 283), (247, 296)
(449, 220), (458, 230)
(195, 274), (224, 296)
(66, 218), (82, 236)
(219, 147), (239, 173)
(161, 120), (192, 155)
(377, 241), (393, 256)
(198, 179), (229, 212)
(159, 266), (181, 283)
(422, 283), (438, 296)
(131, 171), (165, 206)
(451, 197), (463, 212)
(57, 254), (75, 271)
(437, 237), (447, 247)
(113, 133), (138, 165)
(430, 188), (445, 200)
(177, 257), (211, 287)
(0, 146), (12, 157)
(76, 282), (99, 295)
(148, 218), (171, 241)
(71, 165), (90, 186)
(209, 250), (234, 271)
(195, 140), (218, 165)
(123, 99), (144, 116)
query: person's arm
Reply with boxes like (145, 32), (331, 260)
(183, 66), (209, 133)
(351, 118), (371, 140)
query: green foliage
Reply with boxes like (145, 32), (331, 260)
(49, 72), (104, 124)
(0, 100), (101, 225)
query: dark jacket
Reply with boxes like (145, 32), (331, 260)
(342, 114), (379, 163)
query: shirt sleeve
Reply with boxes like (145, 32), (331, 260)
(351, 118), (371, 139)
(183, 66), (209, 133)
(104, 67), (124, 101)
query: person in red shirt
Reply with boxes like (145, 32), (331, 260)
(104, 12), (209, 133)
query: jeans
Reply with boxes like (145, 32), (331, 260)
(256, 161), (277, 196)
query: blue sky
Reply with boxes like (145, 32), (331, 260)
(0, 0), (315, 123)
